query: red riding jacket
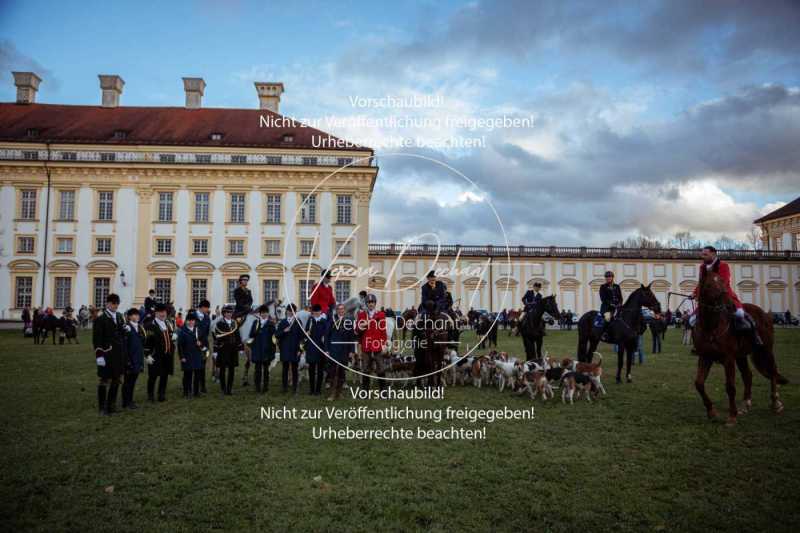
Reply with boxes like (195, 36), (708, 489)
(309, 282), (336, 314)
(693, 259), (743, 309)
(356, 309), (387, 353)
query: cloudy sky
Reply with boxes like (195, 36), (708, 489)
(1, 0), (798, 246)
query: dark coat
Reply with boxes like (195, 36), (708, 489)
(304, 316), (329, 364)
(178, 325), (204, 371)
(145, 320), (175, 376)
(125, 321), (146, 374)
(92, 309), (126, 379)
(522, 290), (543, 309)
(599, 283), (623, 314)
(276, 317), (303, 363)
(233, 286), (253, 318)
(327, 316), (356, 364)
(143, 296), (157, 317)
(196, 312), (211, 351)
(249, 318), (276, 363)
(213, 318), (240, 368)
(420, 280), (447, 310)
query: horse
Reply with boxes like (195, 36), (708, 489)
(412, 301), (457, 388)
(475, 314), (498, 350)
(576, 284), (661, 383)
(692, 271), (787, 425)
(519, 295), (560, 361)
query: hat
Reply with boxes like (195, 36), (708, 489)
(198, 299), (211, 309)
(106, 293), (120, 304)
(322, 269), (332, 279)
(604, 271), (615, 277)
(533, 282), (542, 288)
(222, 305), (234, 314)
(366, 294), (377, 303)
(311, 303), (322, 312)
(154, 303), (168, 313)
(238, 274), (250, 282)
(126, 307), (140, 317)
(426, 270), (436, 279)
(257, 304), (270, 313)
(286, 303), (297, 313)
(185, 311), (198, 321)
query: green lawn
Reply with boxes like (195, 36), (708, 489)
(1, 327), (798, 532)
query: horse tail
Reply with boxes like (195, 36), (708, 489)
(750, 345), (788, 385)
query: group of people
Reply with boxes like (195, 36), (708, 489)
(21, 305), (88, 344)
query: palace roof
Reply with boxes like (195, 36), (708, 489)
(0, 103), (372, 152)
(754, 195), (800, 224)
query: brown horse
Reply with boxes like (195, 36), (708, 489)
(692, 271), (787, 425)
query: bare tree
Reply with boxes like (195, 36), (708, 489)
(746, 225), (763, 250)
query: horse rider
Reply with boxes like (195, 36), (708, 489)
(233, 274), (253, 322)
(309, 269), (337, 318)
(419, 270), (449, 315)
(520, 281), (543, 321)
(691, 245), (762, 346)
(599, 271), (623, 325)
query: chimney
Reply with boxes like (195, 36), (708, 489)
(182, 77), (206, 109)
(98, 74), (124, 108)
(254, 82), (284, 113)
(12, 72), (41, 104)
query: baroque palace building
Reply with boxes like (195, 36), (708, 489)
(1, 71), (799, 318)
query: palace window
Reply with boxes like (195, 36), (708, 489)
(15, 276), (33, 308)
(228, 239), (245, 256)
(226, 279), (237, 303)
(159, 153), (176, 163)
(298, 280), (312, 308)
(23, 150), (38, 160)
(231, 155), (247, 164)
(230, 193), (246, 223)
(97, 191), (114, 221)
(300, 193), (316, 223)
(335, 280), (351, 303)
(194, 192), (210, 222)
(54, 277), (72, 309)
(93, 277), (110, 308)
(302, 156), (317, 166)
(264, 239), (281, 256)
(155, 238), (173, 255)
(95, 238), (112, 255)
(191, 279), (208, 308)
(336, 195), (352, 224)
(17, 236), (35, 254)
(154, 278), (171, 303)
(20, 189), (37, 220)
(263, 279), (279, 303)
(61, 152), (77, 161)
(299, 239), (315, 257)
(58, 190), (75, 220)
(335, 239), (353, 258)
(337, 157), (353, 167)
(192, 238), (209, 255)
(266, 156), (282, 165)
(265, 194), (281, 223)
(195, 154), (211, 164)
(100, 152), (116, 162)
(158, 192), (174, 222)
(56, 237), (74, 255)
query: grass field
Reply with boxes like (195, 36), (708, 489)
(1, 326), (798, 532)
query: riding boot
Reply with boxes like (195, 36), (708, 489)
(106, 383), (119, 414)
(745, 315), (764, 347)
(97, 384), (108, 414)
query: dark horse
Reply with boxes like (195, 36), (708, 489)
(413, 301), (458, 388)
(519, 295), (560, 361)
(692, 271), (787, 425)
(576, 284), (661, 383)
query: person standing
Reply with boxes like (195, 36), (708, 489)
(276, 303), (303, 394)
(304, 304), (329, 396)
(213, 305), (240, 396)
(143, 289), (158, 321)
(249, 305), (276, 394)
(327, 303), (356, 401)
(356, 294), (387, 391)
(178, 311), (204, 398)
(145, 303), (176, 402)
(195, 299), (212, 394)
(93, 294), (126, 415)
(122, 308), (146, 409)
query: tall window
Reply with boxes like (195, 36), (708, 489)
(300, 193), (316, 223)
(59, 190), (75, 220)
(335, 280), (351, 303)
(263, 279), (279, 303)
(228, 239), (245, 256)
(264, 239), (280, 256)
(54, 277), (72, 309)
(191, 279), (208, 308)
(56, 237), (74, 254)
(17, 236), (35, 254)
(20, 189), (37, 220)
(298, 280), (312, 308)
(155, 278), (171, 303)
(227, 279), (238, 303)
(156, 238), (173, 255)
(194, 192), (210, 222)
(335, 239), (353, 257)
(93, 277), (110, 308)
(97, 191), (114, 221)
(265, 194), (281, 223)
(230, 193), (246, 223)
(299, 239), (315, 257)
(192, 239), (209, 255)
(336, 195), (352, 224)
(95, 238), (112, 255)
(15, 276), (33, 308)
(158, 192), (173, 222)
